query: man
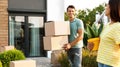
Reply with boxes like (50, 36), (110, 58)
(63, 5), (84, 67)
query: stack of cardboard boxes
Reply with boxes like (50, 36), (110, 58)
(43, 21), (70, 50)
(43, 21), (70, 66)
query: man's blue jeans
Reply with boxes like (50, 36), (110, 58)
(98, 62), (112, 67)
(67, 48), (82, 67)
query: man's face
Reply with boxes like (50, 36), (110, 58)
(67, 8), (76, 19)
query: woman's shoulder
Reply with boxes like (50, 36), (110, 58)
(114, 22), (120, 26)
(112, 22), (120, 30)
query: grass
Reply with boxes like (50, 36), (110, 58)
(82, 47), (98, 67)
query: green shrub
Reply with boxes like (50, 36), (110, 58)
(0, 61), (2, 67)
(0, 49), (26, 67)
(82, 48), (98, 67)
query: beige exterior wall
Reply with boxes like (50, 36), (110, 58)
(0, 0), (8, 46)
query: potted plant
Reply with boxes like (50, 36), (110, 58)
(84, 22), (104, 51)
(0, 49), (26, 67)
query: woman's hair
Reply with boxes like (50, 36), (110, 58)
(67, 5), (75, 12)
(109, 0), (120, 22)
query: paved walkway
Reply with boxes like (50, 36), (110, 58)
(27, 57), (52, 67)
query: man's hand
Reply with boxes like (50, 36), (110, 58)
(63, 43), (71, 50)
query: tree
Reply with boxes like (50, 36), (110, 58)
(64, 12), (68, 21)
(77, 4), (104, 28)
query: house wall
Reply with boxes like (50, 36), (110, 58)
(0, 0), (8, 46)
(46, 0), (64, 58)
(47, 0), (64, 21)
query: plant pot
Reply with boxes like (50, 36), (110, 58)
(87, 37), (100, 51)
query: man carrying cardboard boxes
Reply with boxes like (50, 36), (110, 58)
(63, 5), (84, 67)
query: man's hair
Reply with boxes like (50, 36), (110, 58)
(67, 5), (75, 12)
(109, 0), (120, 22)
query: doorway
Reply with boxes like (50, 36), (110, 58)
(9, 14), (46, 57)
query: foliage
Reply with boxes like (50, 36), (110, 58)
(77, 4), (104, 29)
(0, 49), (26, 67)
(58, 52), (71, 67)
(77, 9), (89, 28)
(83, 32), (89, 46)
(82, 48), (98, 67)
(64, 12), (69, 21)
(95, 4), (105, 14)
(0, 61), (2, 67)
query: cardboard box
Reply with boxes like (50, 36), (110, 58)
(45, 21), (70, 36)
(43, 36), (68, 50)
(10, 60), (36, 67)
(0, 46), (14, 52)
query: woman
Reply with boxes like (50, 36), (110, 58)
(97, 0), (120, 67)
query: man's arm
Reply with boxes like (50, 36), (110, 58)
(63, 28), (84, 50)
(70, 28), (84, 47)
